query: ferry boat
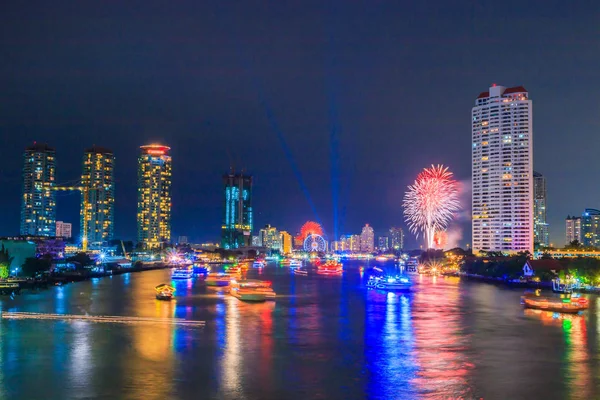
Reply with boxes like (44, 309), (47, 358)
(171, 267), (193, 280)
(205, 273), (232, 287)
(193, 264), (211, 275)
(293, 268), (308, 276)
(317, 260), (343, 276)
(155, 284), (175, 300)
(367, 275), (412, 291)
(230, 279), (276, 301)
(521, 292), (589, 314)
(552, 278), (575, 294)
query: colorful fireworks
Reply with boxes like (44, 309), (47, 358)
(403, 165), (460, 249)
(297, 221), (324, 241)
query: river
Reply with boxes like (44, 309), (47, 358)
(0, 261), (598, 400)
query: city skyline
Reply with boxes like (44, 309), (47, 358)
(1, 2), (598, 247)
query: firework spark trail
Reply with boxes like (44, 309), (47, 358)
(403, 165), (460, 249)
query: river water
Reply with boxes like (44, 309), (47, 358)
(0, 261), (598, 400)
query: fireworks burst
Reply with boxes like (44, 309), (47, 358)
(403, 165), (460, 249)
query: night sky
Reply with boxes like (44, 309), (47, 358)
(1, 1), (598, 247)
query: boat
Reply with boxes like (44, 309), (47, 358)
(205, 273), (232, 287)
(225, 265), (242, 275)
(552, 278), (575, 294)
(289, 259), (302, 268)
(521, 292), (589, 314)
(230, 279), (276, 301)
(171, 268), (193, 280)
(193, 264), (211, 274)
(155, 284), (175, 300)
(293, 268), (308, 276)
(316, 260), (343, 276)
(367, 275), (412, 291)
(253, 260), (266, 268)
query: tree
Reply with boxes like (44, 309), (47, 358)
(22, 257), (51, 278)
(67, 252), (93, 267)
(0, 245), (13, 278)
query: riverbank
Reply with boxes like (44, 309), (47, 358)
(1, 262), (172, 294)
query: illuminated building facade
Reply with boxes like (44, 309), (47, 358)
(565, 216), (581, 245)
(360, 224), (375, 253)
(56, 221), (72, 239)
(348, 235), (361, 252)
(21, 143), (56, 236)
(378, 236), (389, 251)
(389, 227), (404, 250)
(137, 145), (172, 248)
(581, 209), (600, 248)
(222, 173), (252, 249)
(259, 224), (280, 250)
(280, 231), (292, 254)
(472, 85), (533, 253)
(81, 146), (115, 247)
(533, 171), (549, 247)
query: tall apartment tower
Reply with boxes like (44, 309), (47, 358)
(389, 227), (404, 250)
(21, 143), (56, 236)
(360, 224), (375, 253)
(581, 208), (600, 248)
(565, 216), (582, 245)
(81, 146), (115, 247)
(533, 171), (549, 247)
(221, 173), (253, 249)
(137, 145), (172, 248)
(472, 85), (533, 253)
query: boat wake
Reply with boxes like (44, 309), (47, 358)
(1, 312), (205, 327)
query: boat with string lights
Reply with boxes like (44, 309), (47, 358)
(155, 284), (176, 300)
(521, 292), (589, 314)
(316, 260), (343, 276)
(229, 279), (276, 302)
(193, 263), (210, 275)
(293, 268), (308, 276)
(367, 275), (412, 291)
(281, 258), (302, 268)
(171, 267), (193, 280)
(205, 273), (232, 287)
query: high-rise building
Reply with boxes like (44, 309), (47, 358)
(280, 231), (292, 254)
(137, 145), (172, 248)
(81, 146), (115, 247)
(222, 173), (253, 249)
(389, 227), (404, 250)
(581, 209), (600, 248)
(472, 85), (533, 253)
(565, 216), (582, 245)
(360, 224), (375, 253)
(21, 143), (56, 236)
(343, 235), (361, 253)
(259, 224), (280, 250)
(55, 221), (72, 239)
(178, 236), (189, 245)
(533, 171), (549, 247)
(377, 236), (389, 251)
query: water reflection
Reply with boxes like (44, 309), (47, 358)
(411, 276), (474, 398)
(223, 297), (242, 397)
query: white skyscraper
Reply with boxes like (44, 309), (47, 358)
(472, 85), (533, 254)
(360, 224), (375, 253)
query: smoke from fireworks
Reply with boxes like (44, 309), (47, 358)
(403, 165), (460, 249)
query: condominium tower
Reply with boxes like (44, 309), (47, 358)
(472, 85), (533, 253)
(533, 171), (549, 247)
(81, 146), (115, 247)
(565, 216), (582, 245)
(360, 224), (375, 253)
(221, 173), (253, 249)
(21, 143), (56, 236)
(137, 145), (172, 248)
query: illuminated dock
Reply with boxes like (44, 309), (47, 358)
(1, 312), (205, 327)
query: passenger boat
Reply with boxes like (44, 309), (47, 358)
(289, 259), (302, 268)
(155, 284), (175, 300)
(253, 260), (266, 268)
(225, 265), (242, 275)
(193, 264), (210, 275)
(171, 267), (193, 280)
(293, 268), (308, 276)
(205, 273), (232, 287)
(521, 292), (589, 314)
(230, 279), (276, 301)
(367, 275), (412, 291)
(316, 260), (343, 276)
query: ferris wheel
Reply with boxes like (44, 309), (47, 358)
(303, 233), (327, 252)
